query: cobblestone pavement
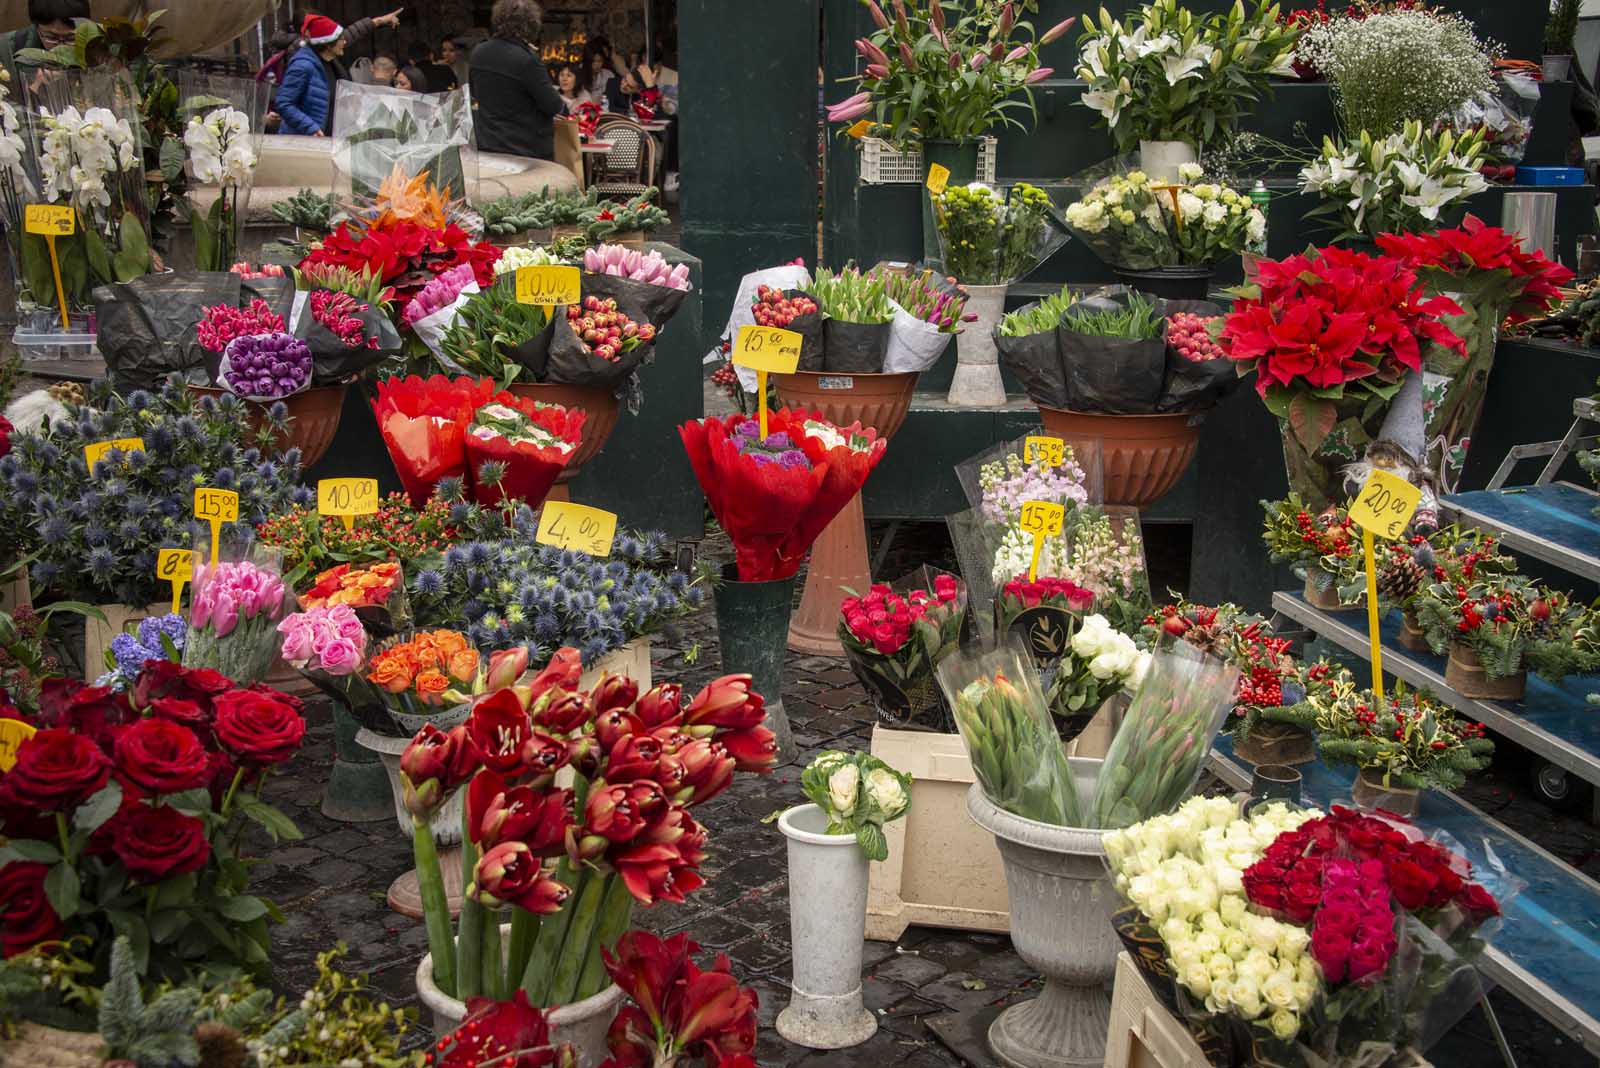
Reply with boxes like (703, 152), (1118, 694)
(251, 531), (1598, 1067)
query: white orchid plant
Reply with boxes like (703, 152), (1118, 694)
(1064, 162), (1265, 270)
(184, 104), (259, 271)
(800, 750), (913, 861)
(1299, 121), (1488, 242)
(1075, 0), (1300, 153)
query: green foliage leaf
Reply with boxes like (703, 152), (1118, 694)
(855, 822), (888, 862)
(73, 780), (124, 835)
(158, 136), (186, 182)
(217, 895), (269, 922)
(82, 224), (113, 285)
(0, 840), (62, 864)
(236, 795), (303, 842)
(44, 863), (80, 920)
(113, 212), (151, 282)
(164, 787), (212, 816)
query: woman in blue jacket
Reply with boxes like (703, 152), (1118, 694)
(277, 10), (403, 136)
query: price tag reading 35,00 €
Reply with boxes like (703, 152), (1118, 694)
(732, 325), (802, 375)
(1349, 470), (1421, 540)
(1023, 436), (1066, 468)
(536, 501), (618, 558)
(516, 265), (582, 306)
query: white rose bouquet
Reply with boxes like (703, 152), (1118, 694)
(1299, 121), (1488, 242)
(1064, 164), (1265, 271)
(800, 750), (913, 861)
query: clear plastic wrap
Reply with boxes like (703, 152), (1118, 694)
(180, 73), (268, 271)
(838, 565), (966, 733)
(332, 81), (475, 200)
(933, 180), (1070, 286)
(1443, 72), (1538, 165)
(182, 536), (291, 686)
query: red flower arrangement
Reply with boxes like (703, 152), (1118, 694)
(1376, 215), (1573, 325)
(464, 395), (587, 510)
(679, 409), (887, 581)
(1001, 576), (1095, 614)
(197, 298), (286, 354)
(371, 375), (500, 506)
(426, 990), (575, 1068)
(0, 663), (304, 972)
(840, 574), (962, 655)
(598, 931), (759, 1068)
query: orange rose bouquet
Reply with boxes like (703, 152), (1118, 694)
(299, 561), (411, 634)
(366, 629), (482, 731)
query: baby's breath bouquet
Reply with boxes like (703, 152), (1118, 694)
(1064, 163), (1265, 271)
(934, 181), (1066, 285)
(1299, 122), (1488, 242)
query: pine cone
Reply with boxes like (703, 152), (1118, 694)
(1183, 623), (1225, 655)
(194, 1022), (246, 1068)
(1378, 556), (1427, 601)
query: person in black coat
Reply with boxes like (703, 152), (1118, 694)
(469, 0), (565, 160)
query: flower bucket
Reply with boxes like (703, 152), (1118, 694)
(188, 382), (348, 469)
(1399, 608), (1430, 652)
(1351, 767), (1421, 818)
(776, 804), (877, 1049)
(948, 282), (1007, 407)
(417, 923), (625, 1068)
(1111, 266), (1213, 303)
(1444, 644), (1526, 702)
(1137, 140), (1197, 183)
(1233, 721), (1316, 767)
(321, 700), (391, 823)
(356, 726), (466, 918)
(967, 762), (1120, 1068)
(505, 381), (621, 502)
(921, 138), (981, 266)
(1037, 406), (1203, 509)
(716, 565), (798, 763)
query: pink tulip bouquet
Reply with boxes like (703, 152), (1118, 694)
(583, 244), (692, 291)
(182, 557), (289, 684)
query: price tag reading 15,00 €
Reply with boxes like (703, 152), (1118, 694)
(536, 501), (618, 558)
(1023, 435), (1066, 468)
(1019, 500), (1065, 538)
(732, 325), (802, 375)
(516, 265), (582, 306)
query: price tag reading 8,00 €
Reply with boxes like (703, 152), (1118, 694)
(1023, 435), (1066, 468)
(1019, 500), (1065, 538)
(536, 501), (618, 558)
(732, 325), (802, 375)
(516, 265), (582, 306)
(1348, 469), (1422, 540)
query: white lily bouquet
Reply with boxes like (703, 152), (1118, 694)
(181, 74), (268, 273)
(1299, 121), (1488, 242)
(801, 750), (913, 861)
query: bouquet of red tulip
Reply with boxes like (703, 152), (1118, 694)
(0, 663), (305, 978)
(400, 647), (777, 1008)
(678, 409), (888, 581)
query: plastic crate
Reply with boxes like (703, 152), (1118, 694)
(12, 309), (96, 362)
(859, 136), (998, 185)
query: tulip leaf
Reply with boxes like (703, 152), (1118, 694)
(73, 780), (124, 834)
(44, 862), (80, 919)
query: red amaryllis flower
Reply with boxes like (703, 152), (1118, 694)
(598, 931), (758, 1068)
(464, 395), (586, 510)
(632, 683), (682, 732)
(468, 688), (535, 776)
(401, 722), (477, 819)
(664, 736), (735, 806)
(708, 727), (776, 774)
(371, 375), (501, 506)
(679, 409), (886, 581)
(609, 806), (706, 905)
(468, 769), (571, 854)
(472, 840), (573, 914)
(681, 675), (766, 734)
(113, 718), (212, 795)
(433, 989), (577, 1068)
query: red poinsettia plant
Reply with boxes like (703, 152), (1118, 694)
(401, 647), (777, 1011)
(0, 663), (305, 977)
(679, 409), (888, 581)
(1376, 215), (1573, 326)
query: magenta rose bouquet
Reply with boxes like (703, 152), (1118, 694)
(182, 558), (289, 685)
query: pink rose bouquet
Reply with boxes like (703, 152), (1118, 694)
(182, 558), (289, 685)
(277, 604), (366, 676)
(403, 262), (479, 328)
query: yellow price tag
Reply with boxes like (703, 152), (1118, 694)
(157, 548), (193, 615)
(318, 477), (379, 532)
(194, 487), (239, 565)
(845, 118), (872, 139)
(516, 265), (582, 306)
(1019, 500), (1065, 538)
(24, 204), (74, 236)
(731, 325), (802, 375)
(1348, 469), (1421, 541)
(1023, 436), (1066, 468)
(536, 501), (618, 558)
(926, 163), (950, 195)
(84, 437), (145, 471)
(0, 718), (37, 772)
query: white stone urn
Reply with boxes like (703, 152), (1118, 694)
(948, 282), (1008, 407)
(1137, 139), (1198, 183)
(775, 803), (877, 1049)
(965, 760), (1120, 1068)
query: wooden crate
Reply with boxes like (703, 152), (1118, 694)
(866, 726), (1009, 940)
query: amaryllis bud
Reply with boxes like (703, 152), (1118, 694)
(518, 646), (583, 710)
(970, 51), (988, 69)
(930, 1), (944, 34)
(825, 93), (874, 123)
(399, 723), (476, 820)
(683, 674), (767, 733)
(592, 673), (640, 716)
(947, 50), (958, 69)
(1039, 15), (1076, 44)
(1005, 44), (1028, 62)
(635, 683), (683, 731)
(899, 40), (916, 66)
(671, 737), (736, 805)
(892, 0), (909, 35)
(716, 726), (778, 773)
(484, 646), (530, 691)
(606, 734), (665, 784)
(472, 841), (571, 914)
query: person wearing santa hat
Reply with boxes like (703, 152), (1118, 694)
(277, 9), (403, 136)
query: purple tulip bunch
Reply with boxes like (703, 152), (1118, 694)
(583, 244), (692, 291)
(221, 332), (312, 399)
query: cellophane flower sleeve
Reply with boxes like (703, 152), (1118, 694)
(937, 641), (1083, 827)
(934, 181), (1070, 287)
(183, 539), (291, 685)
(372, 374), (499, 506)
(332, 81), (475, 200)
(464, 394), (585, 509)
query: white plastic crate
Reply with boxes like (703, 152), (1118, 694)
(13, 314), (96, 362)
(859, 135), (997, 185)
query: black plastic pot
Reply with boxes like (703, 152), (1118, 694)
(1112, 266), (1214, 303)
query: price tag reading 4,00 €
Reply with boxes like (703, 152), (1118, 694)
(24, 204), (74, 236)
(1349, 469), (1421, 540)
(1023, 435), (1066, 468)
(732, 325), (802, 375)
(1019, 500), (1065, 538)
(516, 265), (582, 306)
(537, 501), (618, 558)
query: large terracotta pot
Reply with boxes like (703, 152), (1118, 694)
(506, 382), (621, 502)
(1037, 407), (1203, 509)
(771, 370), (919, 656)
(188, 384), (348, 470)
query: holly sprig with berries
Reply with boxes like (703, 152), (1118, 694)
(1261, 495), (1362, 593)
(1297, 674), (1494, 791)
(1414, 575), (1596, 682)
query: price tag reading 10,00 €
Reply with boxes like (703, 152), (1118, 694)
(516, 265), (582, 306)
(536, 501), (618, 558)
(318, 478), (379, 530)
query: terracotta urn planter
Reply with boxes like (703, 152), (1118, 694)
(506, 382), (621, 502)
(1036, 407), (1203, 509)
(1444, 643), (1526, 701)
(771, 370), (918, 656)
(188, 383), (348, 470)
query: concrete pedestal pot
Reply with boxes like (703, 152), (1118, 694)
(356, 727), (466, 918)
(506, 382), (621, 502)
(188, 383), (348, 469)
(966, 786), (1119, 1068)
(1037, 406), (1203, 509)
(771, 370), (918, 656)
(776, 803), (877, 1049)
(948, 283), (1008, 407)
(416, 923), (625, 1068)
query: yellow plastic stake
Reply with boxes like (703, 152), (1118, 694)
(536, 501), (618, 558)
(318, 477), (379, 532)
(193, 487), (239, 566)
(1020, 500), (1065, 582)
(157, 548), (194, 615)
(732, 324), (802, 440)
(26, 205), (75, 331)
(1347, 469), (1423, 704)
(0, 718), (37, 772)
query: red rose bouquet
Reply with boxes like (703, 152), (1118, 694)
(837, 570), (966, 731)
(0, 663), (304, 976)
(678, 409), (887, 581)
(401, 649), (777, 1010)
(1377, 216), (1575, 491)
(371, 374), (500, 506)
(464, 396), (586, 511)
(1220, 246), (1466, 509)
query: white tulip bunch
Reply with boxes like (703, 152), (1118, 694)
(801, 749), (912, 861)
(38, 104), (139, 214)
(184, 106), (256, 188)
(494, 244), (564, 275)
(1106, 796), (1320, 1040)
